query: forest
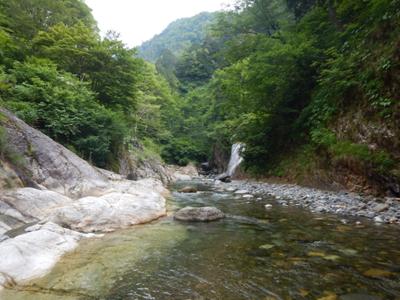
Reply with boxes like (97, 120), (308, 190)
(1, 0), (399, 195)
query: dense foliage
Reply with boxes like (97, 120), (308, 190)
(138, 12), (216, 63)
(1, 0), (399, 193)
(150, 0), (399, 191)
(0, 0), (178, 169)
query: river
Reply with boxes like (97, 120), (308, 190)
(3, 179), (400, 299)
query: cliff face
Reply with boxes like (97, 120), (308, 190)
(0, 108), (109, 198)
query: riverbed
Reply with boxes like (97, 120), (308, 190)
(3, 179), (400, 299)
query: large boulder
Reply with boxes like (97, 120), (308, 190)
(174, 206), (225, 222)
(49, 190), (166, 233)
(169, 163), (199, 181)
(0, 222), (94, 286)
(119, 146), (173, 185)
(1, 188), (72, 224)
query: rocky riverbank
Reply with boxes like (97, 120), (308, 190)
(213, 179), (400, 225)
(0, 109), (175, 290)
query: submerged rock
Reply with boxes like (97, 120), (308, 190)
(174, 206), (225, 222)
(179, 186), (198, 193)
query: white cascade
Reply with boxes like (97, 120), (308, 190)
(226, 143), (245, 177)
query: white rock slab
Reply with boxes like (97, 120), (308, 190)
(0, 222), (93, 287)
(49, 190), (166, 233)
(1, 188), (72, 222)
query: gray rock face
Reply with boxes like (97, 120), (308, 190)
(1, 108), (108, 198)
(174, 206), (225, 222)
(169, 164), (199, 181)
(119, 148), (173, 185)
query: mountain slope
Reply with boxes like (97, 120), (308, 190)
(138, 12), (217, 62)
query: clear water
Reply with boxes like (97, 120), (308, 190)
(3, 180), (400, 300)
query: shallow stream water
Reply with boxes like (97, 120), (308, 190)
(3, 179), (400, 299)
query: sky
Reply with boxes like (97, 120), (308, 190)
(85, 0), (233, 47)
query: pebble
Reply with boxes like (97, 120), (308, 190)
(234, 190), (249, 194)
(216, 180), (400, 225)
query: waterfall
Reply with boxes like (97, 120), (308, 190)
(226, 143), (245, 177)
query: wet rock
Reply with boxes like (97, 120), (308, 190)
(179, 186), (198, 193)
(174, 206), (225, 222)
(216, 173), (231, 183)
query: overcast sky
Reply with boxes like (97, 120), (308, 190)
(85, 0), (233, 48)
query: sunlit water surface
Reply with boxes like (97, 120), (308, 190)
(3, 179), (400, 300)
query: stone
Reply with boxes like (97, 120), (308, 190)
(259, 244), (275, 250)
(0, 222), (94, 286)
(242, 194), (254, 199)
(234, 190), (249, 194)
(363, 268), (395, 278)
(265, 204), (273, 209)
(174, 174), (192, 181)
(179, 186), (198, 193)
(215, 173), (231, 183)
(174, 206), (225, 222)
(170, 163), (198, 181)
(1, 188), (72, 225)
(49, 190), (166, 233)
(373, 216), (384, 223)
(373, 203), (389, 213)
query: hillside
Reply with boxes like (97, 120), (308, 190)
(138, 12), (216, 62)
(153, 0), (400, 196)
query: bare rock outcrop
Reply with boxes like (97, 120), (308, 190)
(1, 108), (108, 198)
(0, 109), (169, 289)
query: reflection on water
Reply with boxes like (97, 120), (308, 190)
(3, 179), (400, 300)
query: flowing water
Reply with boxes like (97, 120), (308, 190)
(3, 179), (400, 300)
(226, 143), (245, 177)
